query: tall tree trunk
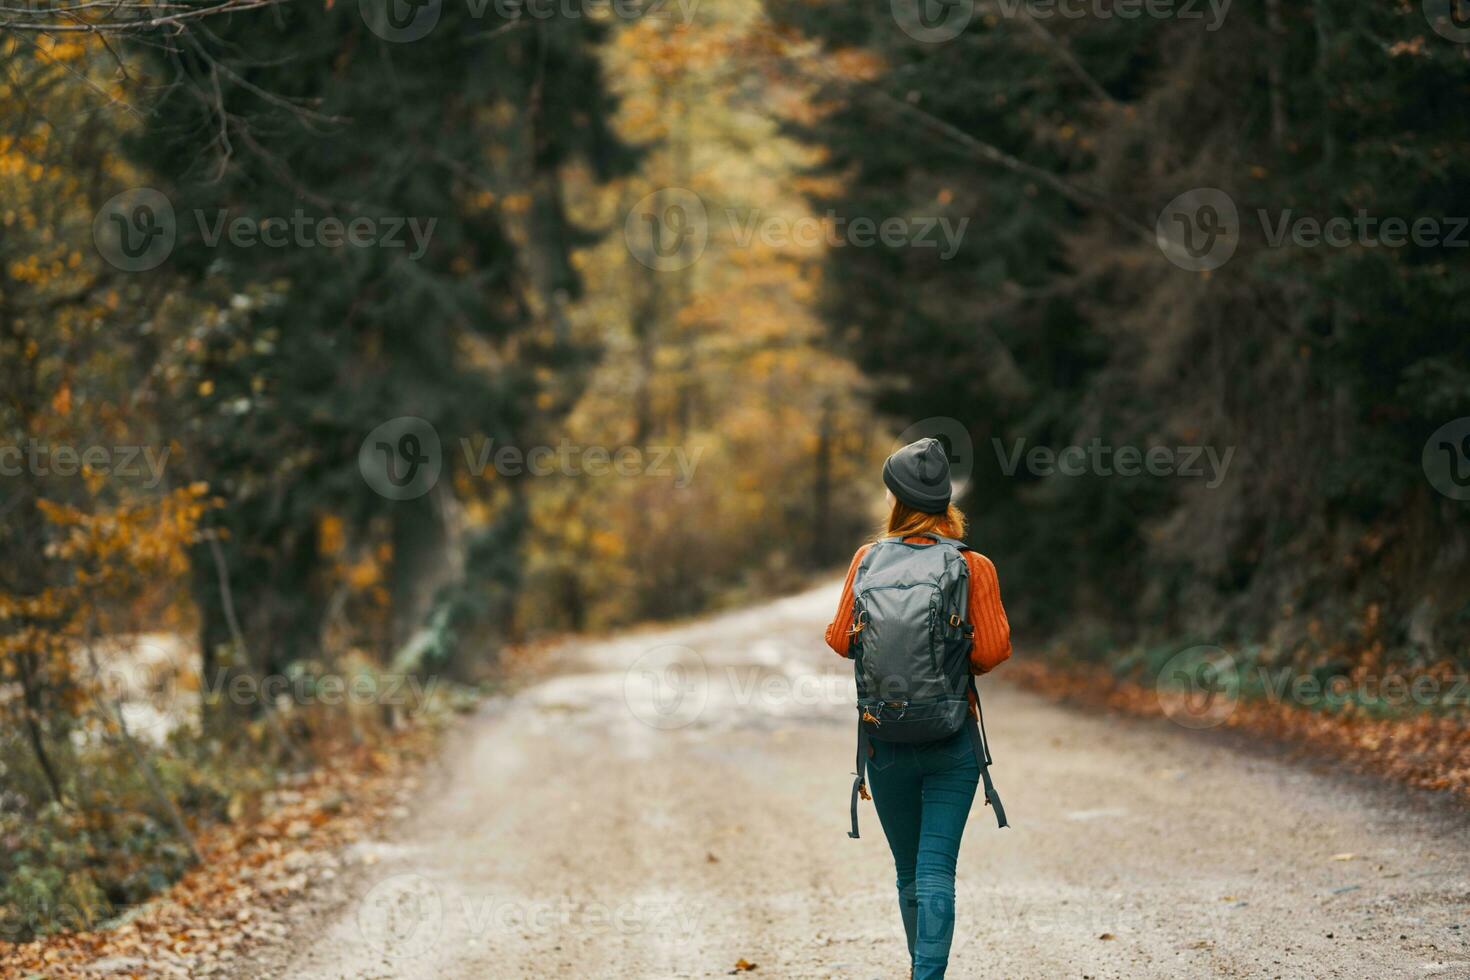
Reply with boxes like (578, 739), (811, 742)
(1265, 0), (1287, 150)
(812, 396), (834, 567)
(1312, 0), (1336, 168)
(18, 650), (65, 806)
(389, 492), (450, 654)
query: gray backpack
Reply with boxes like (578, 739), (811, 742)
(845, 533), (1008, 837)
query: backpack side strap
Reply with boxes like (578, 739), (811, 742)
(967, 675), (1009, 829)
(847, 711), (871, 839)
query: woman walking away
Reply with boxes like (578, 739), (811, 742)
(825, 437), (1012, 980)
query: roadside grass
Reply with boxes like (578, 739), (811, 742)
(0, 662), (482, 949)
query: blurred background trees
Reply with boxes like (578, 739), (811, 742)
(0, 0), (882, 937)
(768, 0), (1470, 672)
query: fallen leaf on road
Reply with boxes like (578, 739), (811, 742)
(1331, 853), (1356, 861)
(732, 958), (758, 971)
(1099, 933), (1115, 941)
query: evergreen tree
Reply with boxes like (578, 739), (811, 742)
(769, 0), (1470, 661)
(125, 5), (634, 699)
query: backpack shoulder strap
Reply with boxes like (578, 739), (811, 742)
(852, 542), (885, 594)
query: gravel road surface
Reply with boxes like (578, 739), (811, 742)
(263, 583), (1470, 979)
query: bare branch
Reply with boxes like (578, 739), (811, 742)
(978, 1), (1120, 108)
(0, 0), (290, 36)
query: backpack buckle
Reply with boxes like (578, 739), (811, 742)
(948, 613), (963, 628)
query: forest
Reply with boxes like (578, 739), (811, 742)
(1, 0), (1468, 969)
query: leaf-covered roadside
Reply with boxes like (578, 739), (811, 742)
(1006, 659), (1470, 802)
(0, 726), (437, 980)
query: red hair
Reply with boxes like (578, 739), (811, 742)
(883, 498), (966, 540)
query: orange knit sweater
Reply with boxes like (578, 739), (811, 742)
(824, 538), (1012, 680)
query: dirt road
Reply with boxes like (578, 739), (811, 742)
(263, 583), (1470, 979)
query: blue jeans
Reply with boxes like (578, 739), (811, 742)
(866, 729), (979, 980)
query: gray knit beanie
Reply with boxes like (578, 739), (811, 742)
(883, 437), (952, 513)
